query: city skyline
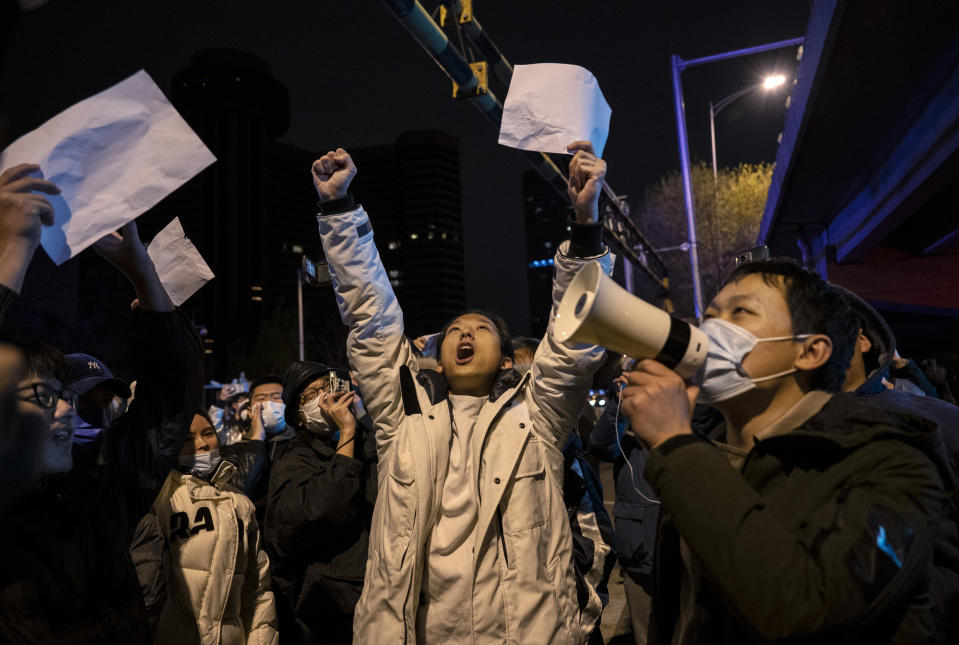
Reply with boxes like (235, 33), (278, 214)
(2, 0), (811, 333)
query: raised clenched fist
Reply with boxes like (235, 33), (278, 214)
(312, 148), (357, 202)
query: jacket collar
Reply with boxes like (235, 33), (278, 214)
(415, 367), (525, 406)
(269, 427), (297, 443)
(752, 392), (956, 488)
(294, 429), (338, 457)
(172, 460), (236, 492)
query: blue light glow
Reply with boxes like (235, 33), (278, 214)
(876, 525), (902, 568)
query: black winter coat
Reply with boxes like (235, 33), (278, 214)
(264, 422), (377, 645)
(0, 309), (203, 644)
(221, 429), (296, 528)
(856, 388), (959, 642)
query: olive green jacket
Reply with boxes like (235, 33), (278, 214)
(646, 393), (950, 644)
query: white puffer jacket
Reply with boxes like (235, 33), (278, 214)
(317, 204), (611, 644)
(149, 461), (278, 645)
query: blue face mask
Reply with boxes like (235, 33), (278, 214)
(260, 401), (288, 435)
(73, 408), (105, 445)
(178, 449), (222, 477)
(73, 418), (103, 445)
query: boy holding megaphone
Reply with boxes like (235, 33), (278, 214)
(564, 258), (948, 643)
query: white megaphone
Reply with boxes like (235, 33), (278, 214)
(555, 262), (709, 380)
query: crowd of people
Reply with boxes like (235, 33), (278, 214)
(0, 140), (956, 645)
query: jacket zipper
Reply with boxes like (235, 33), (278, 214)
(475, 376), (530, 501)
(497, 507), (510, 568)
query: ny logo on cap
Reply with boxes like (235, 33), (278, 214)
(88, 361), (101, 372)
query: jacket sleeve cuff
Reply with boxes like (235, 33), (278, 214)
(655, 433), (704, 455)
(317, 193), (356, 216)
(566, 216), (605, 258)
(331, 452), (364, 471)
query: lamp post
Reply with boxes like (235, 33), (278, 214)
(671, 38), (802, 320)
(710, 74), (786, 182)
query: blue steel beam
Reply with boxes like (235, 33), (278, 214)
(381, 0), (669, 291)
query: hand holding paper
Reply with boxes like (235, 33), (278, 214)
(498, 63), (612, 157)
(567, 141), (607, 223)
(0, 70), (216, 265)
(0, 163), (60, 293)
(146, 217), (215, 307)
(94, 220), (173, 312)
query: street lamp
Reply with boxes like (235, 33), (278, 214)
(709, 74), (788, 181)
(670, 39), (802, 320)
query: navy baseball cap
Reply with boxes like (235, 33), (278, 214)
(64, 353), (132, 399)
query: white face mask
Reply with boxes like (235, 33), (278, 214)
(698, 318), (813, 404)
(260, 401), (288, 435)
(299, 397), (339, 441)
(178, 449), (222, 477)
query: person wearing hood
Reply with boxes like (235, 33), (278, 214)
(133, 411), (278, 645)
(264, 361), (377, 644)
(839, 286), (939, 398)
(64, 352), (131, 466)
(839, 285), (959, 642)
(617, 258), (949, 644)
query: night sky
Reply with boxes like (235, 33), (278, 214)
(2, 0), (811, 332)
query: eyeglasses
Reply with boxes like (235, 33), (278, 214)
(17, 382), (79, 410)
(298, 386), (324, 406)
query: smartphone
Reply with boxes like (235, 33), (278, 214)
(302, 255), (333, 285)
(302, 255), (318, 281)
(327, 370), (350, 396)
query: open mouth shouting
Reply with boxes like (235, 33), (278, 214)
(455, 342), (475, 365)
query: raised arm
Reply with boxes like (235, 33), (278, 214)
(528, 141), (612, 448)
(311, 149), (418, 462)
(94, 221), (203, 522)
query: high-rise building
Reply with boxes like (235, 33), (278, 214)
(348, 130), (466, 337)
(134, 49), (323, 377)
